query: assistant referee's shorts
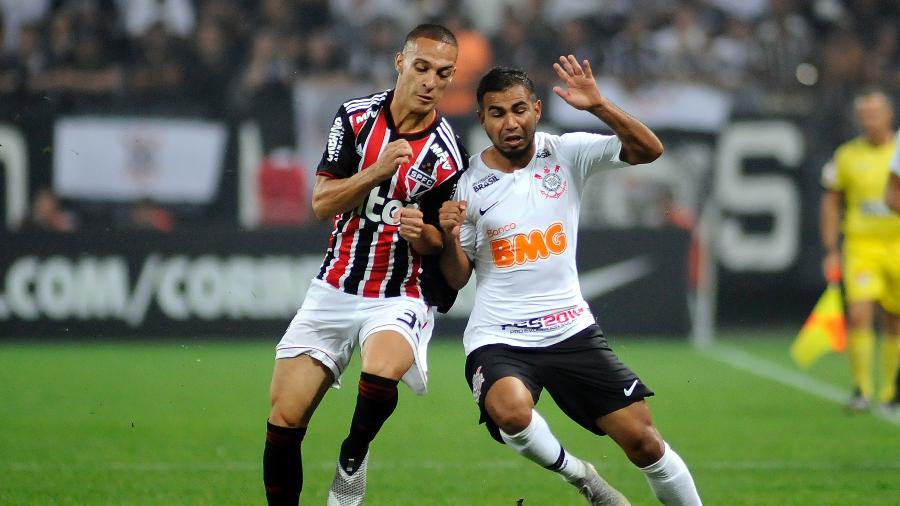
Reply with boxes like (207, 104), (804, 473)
(464, 325), (654, 443)
(843, 237), (900, 314)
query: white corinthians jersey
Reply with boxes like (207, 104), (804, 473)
(457, 131), (629, 354)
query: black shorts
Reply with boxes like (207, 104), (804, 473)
(464, 325), (654, 443)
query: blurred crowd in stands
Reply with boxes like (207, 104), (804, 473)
(2, 0), (899, 232)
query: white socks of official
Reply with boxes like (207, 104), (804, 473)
(499, 409), (586, 482)
(639, 442), (702, 505)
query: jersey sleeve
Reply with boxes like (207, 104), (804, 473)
(419, 171), (460, 228)
(820, 158), (840, 190)
(315, 105), (357, 179)
(822, 145), (849, 191)
(559, 131), (630, 181)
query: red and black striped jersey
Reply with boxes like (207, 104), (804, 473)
(315, 89), (468, 311)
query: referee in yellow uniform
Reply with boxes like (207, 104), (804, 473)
(820, 89), (900, 411)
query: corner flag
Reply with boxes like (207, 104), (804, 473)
(790, 283), (846, 368)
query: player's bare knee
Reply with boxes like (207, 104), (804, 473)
(485, 390), (533, 433)
(490, 405), (532, 434)
(625, 424), (664, 467)
(268, 405), (305, 429)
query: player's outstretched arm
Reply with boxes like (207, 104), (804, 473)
(438, 200), (473, 290)
(820, 190), (843, 282)
(312, 140), (413, 219)
(888, 173), (900, 213)
(552, 55), (663, 165)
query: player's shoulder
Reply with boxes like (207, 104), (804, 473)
(549, 131), (616, 158)
(834, 136), (869, 160)
(458, 152), (501, 195)
(340, 89), (391, 115)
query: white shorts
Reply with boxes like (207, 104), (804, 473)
(276, 278), (435, 395)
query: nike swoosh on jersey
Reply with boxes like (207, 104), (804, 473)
(479, 202), (500, 215)
(624, 379), (639, 396)
(579, 256), (655, 301)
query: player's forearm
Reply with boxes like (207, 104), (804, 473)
(311, 172), (382, 219)
(439, 237), (473, 290)
(820, 191), (843, 252)
(407, 224), (442, 255)
(887, 173), (900, 213)
(587, 99), (663, 165)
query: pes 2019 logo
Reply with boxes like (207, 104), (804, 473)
(500, 306), (586, 333)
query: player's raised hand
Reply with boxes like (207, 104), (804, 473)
(371, 140), (413, 181)
(396, 205), (425, 241)
(552, 55), (604, 111)
(439, 200), (467, 238)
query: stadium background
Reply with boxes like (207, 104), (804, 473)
(1, 1), (898, 504)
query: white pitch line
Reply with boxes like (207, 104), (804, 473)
(5, 459), (900, 473)
(701, 343), (900, 426)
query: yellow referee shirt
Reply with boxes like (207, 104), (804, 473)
(822, 135), (900, 239)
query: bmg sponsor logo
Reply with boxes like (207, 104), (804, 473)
(486, 222), (517, 238)
(489, 221), (567, 268)
(500, 306), (586, 333)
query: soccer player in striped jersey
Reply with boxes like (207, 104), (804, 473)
(821, 89), (900, 412)
(263, 24), (467, 506)
(439, 62), (702, 505)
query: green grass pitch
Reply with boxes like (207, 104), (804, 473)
(1, 331), (898, 505)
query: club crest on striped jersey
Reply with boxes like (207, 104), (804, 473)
(406, 162), (437, 198)
(535, 165), (567, 199)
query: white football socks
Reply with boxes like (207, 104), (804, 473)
(499, 409), (586, 482)
(639, 442), (702, 505)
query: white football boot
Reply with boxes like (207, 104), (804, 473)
(326, 451), (369, 506)
(569, 460), (630, 506)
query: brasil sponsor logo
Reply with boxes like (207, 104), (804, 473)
(473, 174), (500, 192)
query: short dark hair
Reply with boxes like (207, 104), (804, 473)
(854, 86), (894, 109)
(402, 23), (457, 50)
(476, 67), (536, 108)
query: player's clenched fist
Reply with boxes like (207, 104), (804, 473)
(439, 200), (467, 238)
(371, 140), (413, 181)
(396, 206), (425, 241)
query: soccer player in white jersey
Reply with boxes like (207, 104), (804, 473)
(439, 61), (702, 505)
(263, 24), (467, 506)
(890, 136), (900, 213)
(888, 132), (900, 410)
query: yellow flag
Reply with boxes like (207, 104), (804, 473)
(790, 284), (846, 368)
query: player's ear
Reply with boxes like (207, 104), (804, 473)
(534, 99), (542, 122)
(395, 52), (403, 73)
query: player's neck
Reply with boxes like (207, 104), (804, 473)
(483, 145), (535, 173)
(389, 100), (436, 134)
(863, 130), (893, 146)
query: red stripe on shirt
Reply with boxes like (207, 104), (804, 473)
(362, 112), (388, 173)
(325, 215), (360, 288)
(403, 250), (422, 299)
(362, 224), (398, 297)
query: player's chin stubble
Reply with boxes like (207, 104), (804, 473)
(498, 139), (534, 162)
